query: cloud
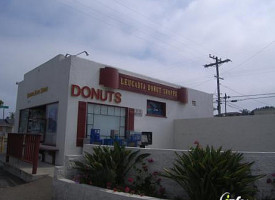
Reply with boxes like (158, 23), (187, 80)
(0, 0), (274, 114)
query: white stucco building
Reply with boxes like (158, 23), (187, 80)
(15, 54), (213, 165)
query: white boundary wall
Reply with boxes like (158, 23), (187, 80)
(174, 114), (275, 152)
(53, 144), (275, 199)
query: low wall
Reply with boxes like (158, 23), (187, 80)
(53, 144), (275, 199)
(53, 177), (164, 200)
(174, 114), (275, 152)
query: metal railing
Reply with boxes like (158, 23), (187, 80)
(0, 135), (6, 153)
(6, 133), (41, 174)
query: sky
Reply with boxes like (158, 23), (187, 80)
(0, 0), (275, 117)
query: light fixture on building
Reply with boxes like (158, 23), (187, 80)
(65, 51), (89, 58)
(76, 51), (89, 56)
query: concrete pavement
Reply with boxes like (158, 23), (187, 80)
(0, 167), (53, 200)
(0, 154), (55, 200)
(0, 167), (25, 188)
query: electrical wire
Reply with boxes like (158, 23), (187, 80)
(60, 0), (207, 67)
(230, 92), (275, 98)
(58, 0), (275, 99)
(221, 40), (275, 75)
(112, 0), (212, 58)
(220, 84), (270, 106)
(223, 68), (275, 79)
(231, 95), (275, 102)
(227, 102), (246, 111)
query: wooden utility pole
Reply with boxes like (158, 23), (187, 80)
(224, 93), (230, 115)
(204, 55), (231, 116)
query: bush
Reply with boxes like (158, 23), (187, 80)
(73, 142), (150, 188)
(127, 158), (166, 198)
(163, 145), (263, 200)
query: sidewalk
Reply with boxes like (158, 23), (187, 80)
(0, 174), (53, 200)
(0, 167), (25, 188)
(0, 153), (55, 182)
(0, 153), (55, 200)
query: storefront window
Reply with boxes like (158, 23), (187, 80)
(18, 103), (58, 145)
(27, 106), (46, 134)
(86, 104), (126, 139)
(19, 109), (29, 133)
(45, 103), (58, 145)
(147, 100), (166, 117)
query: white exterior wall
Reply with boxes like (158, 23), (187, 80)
(66, 56), (213, 152)
(15, 55), (71, 165)
(15, 55), (213, 165)
(174, 114), (275, 152)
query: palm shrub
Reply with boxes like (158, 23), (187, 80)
(163, 145), (263, 200)
(73, 142), (150, 188)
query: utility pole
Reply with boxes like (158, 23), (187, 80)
(224, 93), (230, 115)
(204, 55), (231, 116)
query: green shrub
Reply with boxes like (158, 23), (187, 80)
(73, 142), (150, 188)
(163, 145), (263, 200)
(128, 159), (166, 198)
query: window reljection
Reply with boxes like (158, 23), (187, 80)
(18, 103), (59, 145)
(86, 104), (126, 139)
(45, 103), (58, 145)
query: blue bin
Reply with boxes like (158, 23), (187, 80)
(131, 133), (141, 141)
(90, 129), (102, 144)
(103, 139), (114, 146)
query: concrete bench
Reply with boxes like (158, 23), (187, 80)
(39, 144), (59, 165)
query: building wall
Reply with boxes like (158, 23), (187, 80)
(15, 55), (213, 165)
(15, 55), (71, 165)
(65, 56), (213, 154)
(174, 114), (275, 152)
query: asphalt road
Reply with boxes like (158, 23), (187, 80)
(0, 167), (53, 200)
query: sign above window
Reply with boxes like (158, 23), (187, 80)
(27, 87), (48, 98)
(71, 84), (121, 104)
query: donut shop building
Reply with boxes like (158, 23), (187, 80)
(14, 54), (213, 165)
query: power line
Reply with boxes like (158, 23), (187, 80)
(221, 40), (275, 75)
(223, 68), (275, 79)
(230, 92), (275, 98)
(112, 0), (212, 59)
(220, 84), (270, 106)
(227, 102), (246, 111)
(214, 92), (275, 99)
(61, 0), (208, 67)
(231, 95), (275, 102)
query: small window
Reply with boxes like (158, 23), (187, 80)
(192, 100), (197, 106)
(147, 100), (166, 117)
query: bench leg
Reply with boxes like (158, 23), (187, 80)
(41, 151), (45, 162)
(52, 152), (56, 165)
(39, 150), (56, 165)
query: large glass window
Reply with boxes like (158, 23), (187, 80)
(27, 106), (46, 134)
(45, 103), (58, 145)
(18, 103), (58, 145)
(19, 109), (29, 133)
(147, 100), (166, 117)
(86, 104), (126, 139)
